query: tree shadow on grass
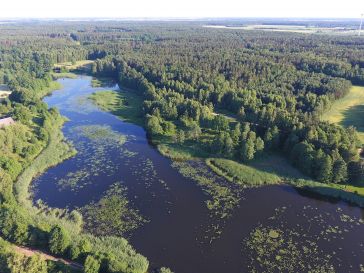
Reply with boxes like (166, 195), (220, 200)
(340, 104), (364, 134)
(250, 154), (311, 181)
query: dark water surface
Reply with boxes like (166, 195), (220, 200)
(34, 76), (364, 273)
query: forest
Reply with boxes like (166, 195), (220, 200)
(88, 23), (364, 184)
(0, 20), (364, 272)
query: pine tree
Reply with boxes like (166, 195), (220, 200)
(230, 123), (241, 145)
(241, 136), (256, 161)
(316, 154), (333, 183)
(332, 157), (347, 183)
(255, 137), (265, 154)
(224, 135), (234, 157)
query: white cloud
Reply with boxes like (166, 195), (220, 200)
(0, 0), (363, 18)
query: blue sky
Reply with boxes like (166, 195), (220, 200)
(0, 0), (363, 19)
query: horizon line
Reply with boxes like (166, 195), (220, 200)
(0, 16), (362, 21)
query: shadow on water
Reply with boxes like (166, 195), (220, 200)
(33, 76), (364, 273)
(293, 186), (343, 205)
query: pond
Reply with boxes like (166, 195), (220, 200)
(34, 75), (364, 273)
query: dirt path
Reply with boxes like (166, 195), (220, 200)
(14, 245), (83, 270)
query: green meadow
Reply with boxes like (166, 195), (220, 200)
(322, 86), (364, 144)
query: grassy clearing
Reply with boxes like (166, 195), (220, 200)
(54, 60), (94, 71)
(322, 85), (364, 143)
(213, 108), (238, 122)
(51, 72), (78, 79)
(0, 84), (11, 100)
(155, 127), (219, 161)
(156, 136), (211, 161)
(89, 89), (145, 126)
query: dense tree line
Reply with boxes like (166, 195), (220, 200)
(87, 22), (364, 184)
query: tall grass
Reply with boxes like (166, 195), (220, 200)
(206, 158), (281, 187)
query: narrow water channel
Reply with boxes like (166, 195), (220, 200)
(33, 76), (364, 273)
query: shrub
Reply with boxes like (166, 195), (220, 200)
(84, 255), (100, 273)
(48, 225), (70, 255)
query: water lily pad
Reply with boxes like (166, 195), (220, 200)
(269, 230), (280, 239)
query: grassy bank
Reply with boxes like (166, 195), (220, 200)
(206, 158), (281, 187)
(157, 137), (211, 161)
(14, 116), (80, 233)
(322, 85), (364, 143)
(89, 89), (145, 126)
(206, 155), (313, 186)
(207, 154), (364, 207)
(15, 117), (76, 207)
(35, 81), (62, 99)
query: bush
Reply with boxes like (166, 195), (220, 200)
(48, 225), (70, 255)
(0, 204), (30, 244)
(84, 255), (100, 273)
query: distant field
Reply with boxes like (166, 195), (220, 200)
(203, 24), (358, 35)
(322, 86), (364, 143)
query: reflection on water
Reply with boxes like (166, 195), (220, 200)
(34, 76), (364, 273)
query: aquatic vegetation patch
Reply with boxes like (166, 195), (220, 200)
(245, 226), (335, 272)
(81, 183), (145, 237)
(244, 205), (364, 272)
(129, 157), (169, 192)
(56, 125), (129, 191)
(172, 160), (243, 219)
(74, 124), (126, 144)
